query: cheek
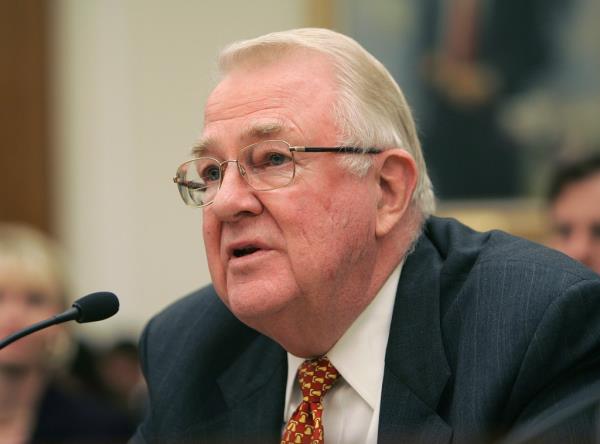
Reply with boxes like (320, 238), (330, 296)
(202, 221), (219, 263)
(282, 187), (376, 275)
(203, 216), (227, 296)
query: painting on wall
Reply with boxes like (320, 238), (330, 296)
(332, 0), (600, 202)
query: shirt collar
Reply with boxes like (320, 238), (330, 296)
(285, 262), (402, 409)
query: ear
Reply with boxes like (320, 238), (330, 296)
(374, 149), (418, 238)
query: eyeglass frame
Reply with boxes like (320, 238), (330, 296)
(173, 139), (383, 207)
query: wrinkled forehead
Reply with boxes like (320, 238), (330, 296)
(193, 118), (293, 156)
(206, 49), (336, 113)
(196, 51), (338, 156)
(218, 44), (333, 80)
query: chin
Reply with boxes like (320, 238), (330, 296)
(225, 281), (298, 325)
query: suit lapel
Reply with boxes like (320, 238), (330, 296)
(186, 334), (287, 443)
(221, 334), (287, 443)
(379, 231), (453, 444)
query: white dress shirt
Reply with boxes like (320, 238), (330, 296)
(283, 264), (402, 444)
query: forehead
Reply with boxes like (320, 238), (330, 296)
(197, 50), (338, 155)
(553, 173), (600, 217)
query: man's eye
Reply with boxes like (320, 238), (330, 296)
(254, 151), (292, 168)
(202, 166), (221, 182)
(267, 152), (288, 166)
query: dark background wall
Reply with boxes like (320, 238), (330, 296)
(0, 0), (51, 233)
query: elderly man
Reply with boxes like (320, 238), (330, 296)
(132, 29), (600, 444)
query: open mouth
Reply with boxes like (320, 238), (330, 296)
(232, 246), (260, 258)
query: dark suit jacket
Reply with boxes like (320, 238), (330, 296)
(32, 383), (133, 444)
(131, 217), (600, 444)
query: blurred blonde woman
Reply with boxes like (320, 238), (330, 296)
(0, 224), (132, 444)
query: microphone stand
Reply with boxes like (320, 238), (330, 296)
(0, 307), (79, 350)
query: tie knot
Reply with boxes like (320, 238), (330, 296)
(297, 356), (339, 403)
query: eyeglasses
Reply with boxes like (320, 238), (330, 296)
(173, 139), (382, 207)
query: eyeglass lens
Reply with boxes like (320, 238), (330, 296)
(176, 140), (296, 206)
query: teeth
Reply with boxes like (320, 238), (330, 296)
(233, 246), (259, 257)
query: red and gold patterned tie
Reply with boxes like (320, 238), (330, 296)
(281, 356), (340, 444)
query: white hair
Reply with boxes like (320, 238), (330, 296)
(217, 28), (436, 219)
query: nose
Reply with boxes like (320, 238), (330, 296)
(209, 160), (262, 221)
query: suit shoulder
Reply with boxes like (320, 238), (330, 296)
(426, 215), (599, 282)
(139, 285), (255, 369)
(148, 285), (228, 328)
(425, 216), (600, 331)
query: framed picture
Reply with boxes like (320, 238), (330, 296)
(310, 0), (600, 241)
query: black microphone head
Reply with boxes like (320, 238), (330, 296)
(72, 292), (119, 323)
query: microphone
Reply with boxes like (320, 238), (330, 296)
(0, 291), (119, 350)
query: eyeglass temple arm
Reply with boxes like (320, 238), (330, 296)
(290, 146), (382, 154)
(173, 177), (205, 189)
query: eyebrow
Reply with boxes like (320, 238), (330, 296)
(191, 120), (286, 157)
(191, 137), (215, 157)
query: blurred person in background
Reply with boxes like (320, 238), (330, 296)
(548, 152), (600, 274)
(98, 340), (147, 425)
(0, 223), (133, 444)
